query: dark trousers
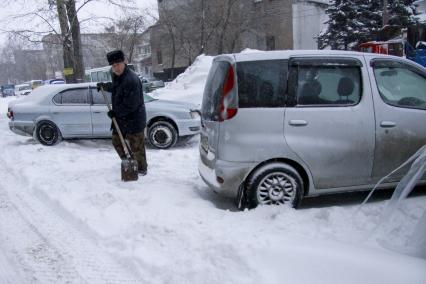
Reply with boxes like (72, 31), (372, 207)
(112, 132), (148, 171)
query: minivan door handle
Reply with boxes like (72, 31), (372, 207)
(289, 120), (308, 127)
(380, 121), (396, 128)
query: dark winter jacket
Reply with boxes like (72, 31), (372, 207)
(103, 65), (146, 135)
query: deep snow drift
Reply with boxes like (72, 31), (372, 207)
(1, 53), (426, 283)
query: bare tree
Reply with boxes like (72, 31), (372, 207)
(149, 4), (179, 78)
(0, 35), (48, 84)
(0, 37), (19, 84)
(213, 0), (252, 54)
(154, 0), (253, 74)
(55, 0), (75, 82)
(3, 0), (136, 82)
(104, 14), (146, 62)
(65, 0), (85, 82)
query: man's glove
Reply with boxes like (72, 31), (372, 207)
(97, 82), (108, 92)
(107, 110), (115, 118)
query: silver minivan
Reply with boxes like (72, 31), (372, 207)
(198, 50), (426, 209)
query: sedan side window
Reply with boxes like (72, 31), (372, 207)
(91, 88), (112, 105)
(59, 88), (89, 104)
(372, 60), (426, 110)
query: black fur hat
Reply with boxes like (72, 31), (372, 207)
(106, 50), (125, 65)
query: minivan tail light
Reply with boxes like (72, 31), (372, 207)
(219, 65), (237, 121)
(7, 110), (13, 119)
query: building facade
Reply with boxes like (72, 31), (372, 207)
(42, 32), (152, 80)
(151, 0), (328, 80)
(293, 0), (329, 50)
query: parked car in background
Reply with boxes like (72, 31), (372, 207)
(14, 83), (32, 96)
(85, 64), (136, 83)
(1, 84), (15, 97)
(43, 79), (65, 85)
(7, 83), (200, 149)
(199, 50), (426, 210)
(24, 80), (43, 90)
(139, 76), (165, 93)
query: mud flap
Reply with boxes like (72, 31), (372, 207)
(236, 183), (249, 210)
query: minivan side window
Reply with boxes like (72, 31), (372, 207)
(372, 60), (426, 110)
(202, 61), (230, 121)
(237, 60), (287, 108)
(56, 88), (89, 105)
(290, 58), (362, 106)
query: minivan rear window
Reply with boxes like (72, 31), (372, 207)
(237, 60), (287, 108)
(202, 61), (230, 121)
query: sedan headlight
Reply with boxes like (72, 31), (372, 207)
(190, 109), (201, 119)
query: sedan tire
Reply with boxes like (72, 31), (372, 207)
(35, 120), (61, 146)
(245, 163), (303, 209)
(148, 121), (177, 149)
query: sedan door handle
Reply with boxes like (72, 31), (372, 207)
(380, 121), (396, 128)
(93, 111), (101, 114)
(289, 120), (308, 127)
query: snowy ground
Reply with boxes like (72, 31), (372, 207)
(1, 55), (426, 283)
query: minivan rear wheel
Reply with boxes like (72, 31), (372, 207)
(245, 163), (303, 209)
(35, 120), (61, 146)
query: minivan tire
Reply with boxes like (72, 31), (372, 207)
(148, 121), (178, 149)
(245, 163), (303, 209)
(35, 120), (61, 146)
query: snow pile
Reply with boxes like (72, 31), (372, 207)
(415, 13), (426, 22)
(151, 54), (213, 106)
(414, 0), (426, 22)
(150, 49), (263, 106)
(377, 146), (426, 258)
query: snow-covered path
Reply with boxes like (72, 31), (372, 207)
(1, 95), (426, 283)
(0, 139), (150, 283)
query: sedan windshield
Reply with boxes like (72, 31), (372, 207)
(144, 94), (156, 103)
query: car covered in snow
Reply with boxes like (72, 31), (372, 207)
(199, 50), (426, 209)
(7, 83), (200, 149)
(139, 76), (165, 93)
(14, 83), (32, 96)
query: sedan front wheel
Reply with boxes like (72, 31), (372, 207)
(148, 121), (177, 149)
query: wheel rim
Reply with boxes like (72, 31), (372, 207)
(151, 126), (172, 147)
(256, 172), (296, 205)
(39, 124), (56, 144)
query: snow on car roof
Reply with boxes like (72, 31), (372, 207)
(12, 83), (96, 105)
(215, 49), (398, 62)
(234, 49), (362, 61)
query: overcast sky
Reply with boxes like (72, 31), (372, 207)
(0, 0), (158, 48)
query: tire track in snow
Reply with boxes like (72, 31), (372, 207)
(0, 154), (143, 283)
(0, 188), (84, 283)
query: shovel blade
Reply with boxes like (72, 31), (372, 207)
(121, 158), (138, 182)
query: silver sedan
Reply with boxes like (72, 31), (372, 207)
(7, 83), (200, 149)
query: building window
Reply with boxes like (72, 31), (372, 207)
(266, 36), (276, 51)
(157, 50), (163, 64)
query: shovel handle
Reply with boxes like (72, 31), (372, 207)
(100, 87), (132, 159)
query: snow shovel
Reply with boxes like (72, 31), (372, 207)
(100, 88), (138, 182)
